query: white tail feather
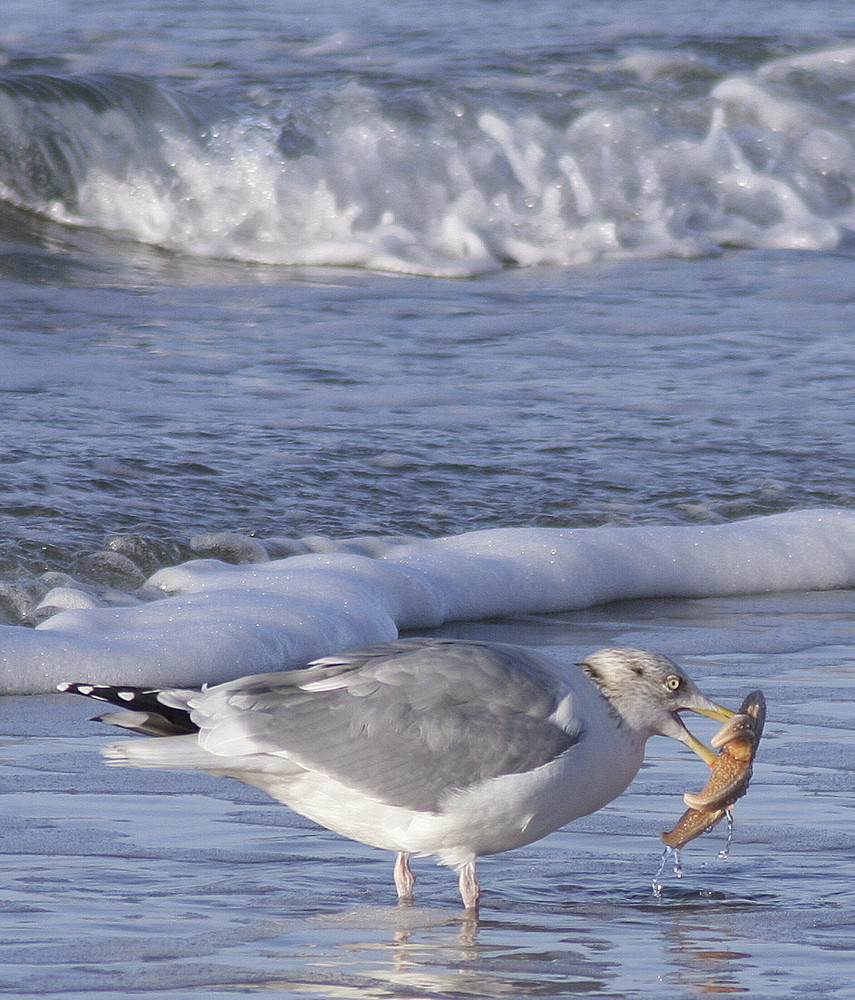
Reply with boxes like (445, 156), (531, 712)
(102, 734), (216, 770)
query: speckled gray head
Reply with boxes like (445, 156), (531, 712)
(579, 647), (734, 757)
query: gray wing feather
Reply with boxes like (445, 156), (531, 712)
(190, 640), (582, 812)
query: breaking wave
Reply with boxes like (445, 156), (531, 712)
(1, 44), (855, 274)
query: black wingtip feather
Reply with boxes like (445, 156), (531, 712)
(58, 682), (198, 734)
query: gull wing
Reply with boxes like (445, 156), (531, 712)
(186, 639), (584, 813)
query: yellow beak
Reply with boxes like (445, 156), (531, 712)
(682, 703), (737, 767)
(693, 704), (738, 723)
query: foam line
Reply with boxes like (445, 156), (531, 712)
(3, 510), (855, 694)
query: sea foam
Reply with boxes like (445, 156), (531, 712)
(3, 509), (855, 694)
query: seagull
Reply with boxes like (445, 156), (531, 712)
(59, 639), (733, 909)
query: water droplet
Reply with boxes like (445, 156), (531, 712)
(652, 846), (683, 896)
(718, 809), (735, 858)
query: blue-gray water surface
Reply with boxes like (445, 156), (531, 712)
(4, 251), (855, 572)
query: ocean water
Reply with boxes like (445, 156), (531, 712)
(2, 0), (855, 996)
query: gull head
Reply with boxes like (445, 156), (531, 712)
(580, 647), (734, 765)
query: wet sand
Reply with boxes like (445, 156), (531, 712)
(3, 590), (855, 998)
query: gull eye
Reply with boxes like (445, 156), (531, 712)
(665, 674), (682, 692)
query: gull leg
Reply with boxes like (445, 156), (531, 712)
(393, 852), (416, 901)
(457, 862), (480, 910)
